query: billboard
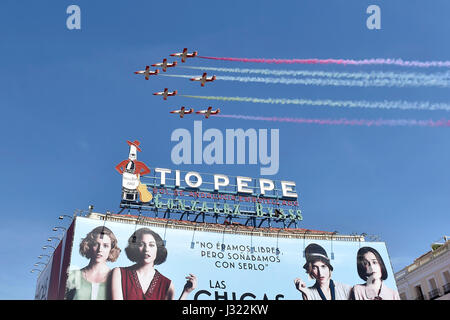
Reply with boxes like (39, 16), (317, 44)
(58, 221), (76, 299)
(35, 257), (53, 300)
(35, 220), (76, 300)
(61, 215), (399, 300)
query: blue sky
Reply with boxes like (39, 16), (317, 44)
(1, 0), (449, 299)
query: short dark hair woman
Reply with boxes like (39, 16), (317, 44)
(111, 227), (197, 300)
(124, 228), (168, 265)
(65, 226), (121, 300)
(294, 243), (351, 300)
(351, 247), (400, 300)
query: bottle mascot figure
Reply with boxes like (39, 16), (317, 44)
(115, 140), (152, 202)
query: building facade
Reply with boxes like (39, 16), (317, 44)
(395, 237), (450, 300)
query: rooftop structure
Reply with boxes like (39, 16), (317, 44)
(395, 236), (450, 300)
(87, 212), (365, 242)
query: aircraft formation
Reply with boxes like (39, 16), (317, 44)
(134, 48), (220, 119)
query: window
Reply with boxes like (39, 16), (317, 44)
(428, 278), (440, 300)
(428, 278), (437, 290)
(414, 285), (424, 300)
(443, 270), (450, 294)
(443, 270), (450, 284)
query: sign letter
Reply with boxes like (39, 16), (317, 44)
(155, 168), (171, 186)
(259, 178), (275, 195)
(185, 172), (203, 188)
(237, 176), (253, 194)
(281, 181), (298, 198)
(214, 174), (230, 191)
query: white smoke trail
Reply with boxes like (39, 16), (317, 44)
(160, 73), (450, 88)
(215, 114), (450, 128)
(181, 95), (450, 112)
(180, 65), (450, 81)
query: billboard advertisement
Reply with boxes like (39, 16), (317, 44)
(35, 257), (53, 300)
(47, 242), (63, 300)
(62, 216), (399, 300)
(35, 220), (76, 300)
(58, 221), (76, 300)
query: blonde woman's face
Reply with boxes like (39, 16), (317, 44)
(90, 234), (112, 263)
(137, 233), (158, 266)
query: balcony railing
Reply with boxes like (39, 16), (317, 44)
(428, 289), (440, 300)
(443, 283), (450, 295)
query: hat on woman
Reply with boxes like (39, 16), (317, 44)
(303, 243), (332, 270)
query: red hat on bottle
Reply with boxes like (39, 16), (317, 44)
(127, 140), (142, 152)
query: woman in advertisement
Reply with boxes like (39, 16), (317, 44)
(294, 243), (352, 300)
(65, 226), (121, 300)
(111, 227), (197, 300)
(351, 246), (400, 300)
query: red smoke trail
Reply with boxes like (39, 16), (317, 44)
(215, 114), (450, 128)
(197, 56), (450, 68)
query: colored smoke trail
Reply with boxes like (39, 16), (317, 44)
(215, 114), (450, 128)
(197, 56), (450, 68)
(180, 66), (450, 81)
(160, 73), (450, 88)
(181, 95), (450, 112)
